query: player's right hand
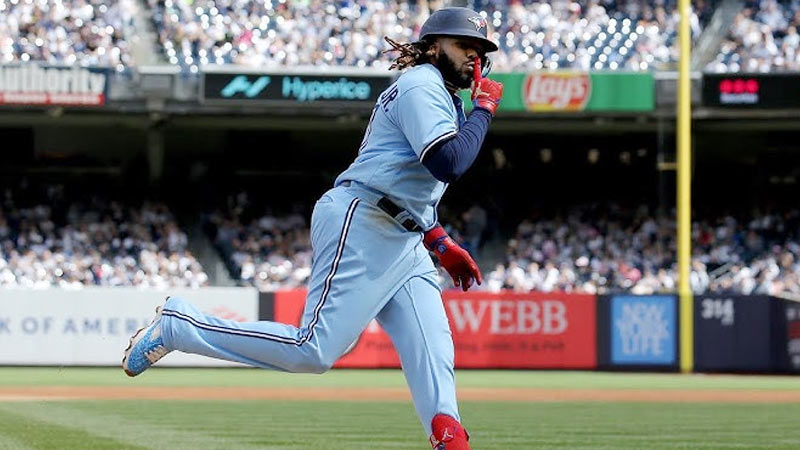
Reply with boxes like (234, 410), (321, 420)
(471, 59), (503, 116)
(423, 225), (483, 292)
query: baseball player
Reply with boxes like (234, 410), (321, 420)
(123, 7), (502, 450)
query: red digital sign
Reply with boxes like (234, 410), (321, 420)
(703, 73), (800, 108)
(717, 78), (759, 105)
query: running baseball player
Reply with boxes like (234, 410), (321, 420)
(123, 7), (502, 450)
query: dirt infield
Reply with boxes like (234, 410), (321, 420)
(2, 386), (800, 403)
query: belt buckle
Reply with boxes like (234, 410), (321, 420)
(395, 211), (421, 232)
(393, 209), (413, 226)
(402, 219), (421, 232)
(377, 197), (421, 232)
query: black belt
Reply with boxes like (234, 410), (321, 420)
(340, 181), (422, 233)
(377, 197), (422, 232)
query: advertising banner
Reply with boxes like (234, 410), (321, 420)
(461, 71), (654, 112)
(202, 71), (392, 104)
(0, 287), (258, 366)
(610, 295), (677, 365)
(274, 290), (597, 369)
(693, 295), (773, 372)
(702, 73), (800, 108)
(0, 64), (108, 106)
(785, 300), (800, 372)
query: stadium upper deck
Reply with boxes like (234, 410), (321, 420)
(6, 0), (798, 72)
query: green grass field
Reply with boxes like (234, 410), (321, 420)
(1, 368), (800, 449)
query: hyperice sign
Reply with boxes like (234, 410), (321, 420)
(203, 72), (391, 103)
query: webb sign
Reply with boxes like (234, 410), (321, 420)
(447, 291), (596, 368)
(274, 290), (597, 369)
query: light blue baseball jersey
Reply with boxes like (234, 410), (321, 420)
(150, 63), (468, 440)
(334, 63), (467, 230)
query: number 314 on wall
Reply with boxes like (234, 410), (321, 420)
(701, 298), (735, 326)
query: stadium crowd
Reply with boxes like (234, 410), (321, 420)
(147, 0), (417, 69)
(0, 186), (208, 288)
(203, 194), (496, 292)
(203, 192), (312, 291)
(11, 0), (800, 73)
(147, 0), (707, 71)
(197, 194), (800, 297)
(4, 0), (800, 72)
(0, 0), (137, 68)
(1, 180), (798, 296)
(708, 0), (800, 72)
(485, 205), (800, 296)
(475, 0), (706, 71)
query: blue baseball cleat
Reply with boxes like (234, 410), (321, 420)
(122, 305), (170, 377)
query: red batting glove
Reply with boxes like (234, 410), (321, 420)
(423, 225), (482, 292)
(471, 58), (503, 116)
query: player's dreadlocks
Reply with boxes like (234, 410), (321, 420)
(383, 36), (436, 70)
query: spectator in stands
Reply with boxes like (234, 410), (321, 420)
(462, 203), (488, 256)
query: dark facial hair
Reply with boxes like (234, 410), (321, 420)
(435, 48), (472, 90)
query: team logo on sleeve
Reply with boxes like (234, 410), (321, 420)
(467, 16), (487, 31)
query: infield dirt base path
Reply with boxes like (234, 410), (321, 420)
(2, 386), (800, 403)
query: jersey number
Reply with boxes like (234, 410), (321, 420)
(358, 84), (399, 153)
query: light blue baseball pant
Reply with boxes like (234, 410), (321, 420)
(160, 183), (460, 435)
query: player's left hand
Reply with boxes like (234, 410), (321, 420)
(423, 225), (482, 291)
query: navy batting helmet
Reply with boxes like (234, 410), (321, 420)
(419, 7), (499, 53)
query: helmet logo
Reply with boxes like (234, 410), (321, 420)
(467, 16), (487, 32)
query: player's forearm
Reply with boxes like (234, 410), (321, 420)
(421, 108), (492, 183)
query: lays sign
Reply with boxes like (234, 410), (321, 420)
(522, 72), (591, 111)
